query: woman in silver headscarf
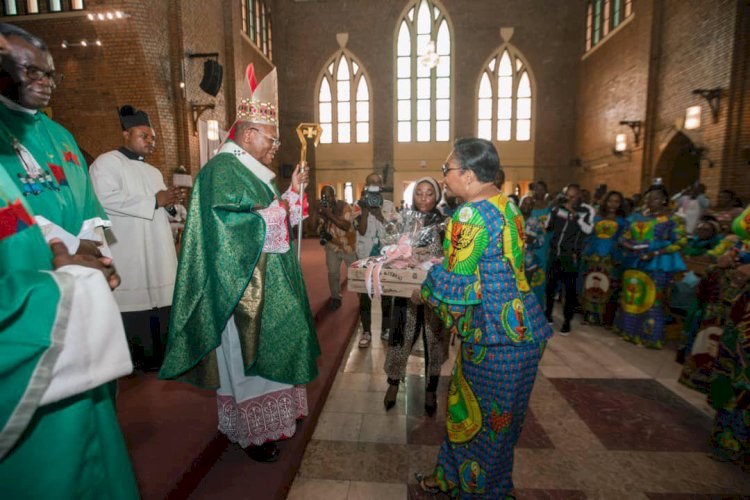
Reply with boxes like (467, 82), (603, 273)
(383, 176), (447, 415)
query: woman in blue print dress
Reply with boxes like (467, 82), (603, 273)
(581, 191), (628, 327)
(414, 139), (552, 499)
(615, 184), (687, 348)
(520, 193), (549, 311)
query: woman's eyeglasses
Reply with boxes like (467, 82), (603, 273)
(441, 163), (461, 176)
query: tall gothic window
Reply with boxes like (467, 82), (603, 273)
(317, 52), (370, 144)
(585, 0), (633, 52)
(396, 0), (452, 142)
(477, 47), (533, 142)
(241, 0), (272, 60)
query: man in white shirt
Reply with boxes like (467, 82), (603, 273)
(354, 173), (398, 347)
(676, 182), (710, 234)
(90, 105), (180, 370)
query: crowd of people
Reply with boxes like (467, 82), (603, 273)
(1, 17), (747, 500)
(319, 154), (750, 496)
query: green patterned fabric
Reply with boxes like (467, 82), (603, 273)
(159, 152), (319, 389)
(0, 167), (138, 499)
(0, 102), (107, 235)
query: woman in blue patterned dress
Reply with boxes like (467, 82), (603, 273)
(528, 181), (552, 310)
(581, 191), (627, 327)
(615, 184), (687, 348)
(414, 138), (552, 499)
(520, 193), (549, 310)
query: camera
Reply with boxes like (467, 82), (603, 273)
(358, 185), (383, 209)
(555, 193), (569, 205)
(319, 194), (332, 209)
(319, 229), (333, 246)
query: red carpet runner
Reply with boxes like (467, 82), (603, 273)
(116, 240), (359, 500)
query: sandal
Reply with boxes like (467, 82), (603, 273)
(414, 472), (439, 494)
(358, 332), (371, 348)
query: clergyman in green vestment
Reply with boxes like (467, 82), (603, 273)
(0, 25), (138, 498)
(160, 66), (320, 462)
(0, 24), (115, 274)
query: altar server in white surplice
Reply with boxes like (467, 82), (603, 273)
(90, 105), (181, 370)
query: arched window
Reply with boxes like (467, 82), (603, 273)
(585, 0), (633, 52)
(477, 47), (534, 142)
(396, 0), (451, 143)
(241, 0), (273, 60)
(317, 52), (370, 144)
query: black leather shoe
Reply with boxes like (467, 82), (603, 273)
(560, 322), (571, 335)
(244, 442), (280, 462)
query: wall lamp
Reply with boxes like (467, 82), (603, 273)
(692, 88), (722, 123)
(613, 120), (642, 157)
(190, 102), (215, 136)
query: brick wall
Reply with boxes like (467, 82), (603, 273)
(650, 0), (738, 199)
(8, 0), (184, 176)
(574, 0), (655, 198)
(724, 1), (750, 201)
(3, 0), (271, 183)
(573, 0), (744, 202)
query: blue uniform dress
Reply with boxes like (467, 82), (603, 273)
(580, 215), (627, 326)
(421, 194), (553, 499)
(524, 206), (551, 310)
(707, 206), (750, 471)
(615, 213), (687, 348)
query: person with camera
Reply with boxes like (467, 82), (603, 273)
(318, 185), (357, 310)
(355, 173), (397, 347)
(544, 183), (595, 334)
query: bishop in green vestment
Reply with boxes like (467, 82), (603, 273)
(160, 66), (319, 461)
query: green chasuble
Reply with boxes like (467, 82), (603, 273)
(160, 150), (320, 388)
(0, 168), (138, 499)
(0, 98), (107, 238)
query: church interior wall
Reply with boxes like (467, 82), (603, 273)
(651, 0), (739, 199)
(6, 0), (185, 180)
(573, 0), (746, 201)
(271, 0), (584, 202)
(3, 0), (747, 202)
(574, 0), (654, 198)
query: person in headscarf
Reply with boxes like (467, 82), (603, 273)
(383, 176), (446, 415)
(616, 183), (687, 348)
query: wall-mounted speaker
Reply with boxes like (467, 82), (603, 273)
(199, 59), (223, 97)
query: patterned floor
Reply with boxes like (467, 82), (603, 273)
(288, 305), (750, 499)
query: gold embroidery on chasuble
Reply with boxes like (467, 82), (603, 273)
(233, 253), (267, 368)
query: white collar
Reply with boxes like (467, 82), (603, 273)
(218, 140), (276, 187)
(0, 94), (38, 115)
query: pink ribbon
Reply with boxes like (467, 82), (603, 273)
(364, 235), (413, 299)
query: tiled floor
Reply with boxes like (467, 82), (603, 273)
(288, 307), (750, 499)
